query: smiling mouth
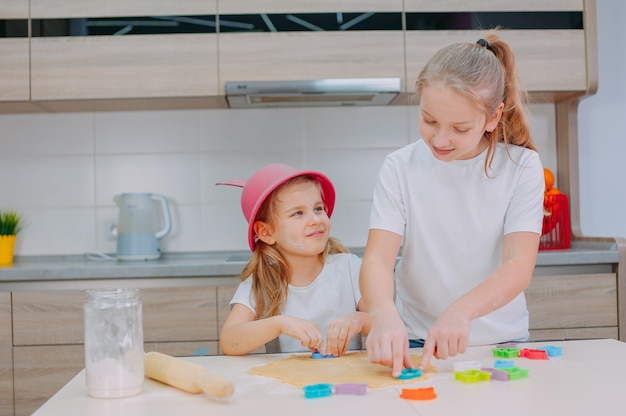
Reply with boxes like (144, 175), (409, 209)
(433, 146), (454, 156)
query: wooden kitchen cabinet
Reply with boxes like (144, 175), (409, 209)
(11, 285), (222, 416)
(2, 0), (595, 110)
(218, 0), (403, 14)
(526, 271), (619, 341)
(403, 0), (583, 11)
(28, 0), (219, 103)
(0, 39), (30, 102)
(30, 0), (212, 18)
(404, 29), (586, 95)
(218, 31), (405, 94)
(0, 0), (29, 103)
(0, 292), (13, 416)
(13, 345), (84, 416)
(30, 34), (219, 101)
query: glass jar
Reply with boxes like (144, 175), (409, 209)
(84, 288), (144, 398)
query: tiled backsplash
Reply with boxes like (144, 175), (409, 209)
(0, 104), (556, 256)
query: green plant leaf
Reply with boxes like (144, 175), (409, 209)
(0, 210), (22, 235)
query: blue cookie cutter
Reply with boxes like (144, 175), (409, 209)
(311, 352), (335, 359)
(398, 368), (422, 380)
(537, 345), (563, 357)
(303, 383), (333, 398)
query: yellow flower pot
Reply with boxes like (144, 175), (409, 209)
(0, 235), (16, 266)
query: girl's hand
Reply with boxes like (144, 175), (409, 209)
(418, 304), (472, 370)
(279, 316), (325, 353)
(365, 309), (413, 377)
(325, 312), (366, 357)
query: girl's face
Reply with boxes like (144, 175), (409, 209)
(419, 83), (502, 162)
(256, 180), (330, 260)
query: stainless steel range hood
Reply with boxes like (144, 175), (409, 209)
(225, 78), (401, 108)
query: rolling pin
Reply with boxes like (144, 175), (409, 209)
(144, 351), (235, 398)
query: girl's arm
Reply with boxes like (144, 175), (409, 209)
(418, 231), (539, 369)
(360, 229), (412, 377)
(219, 304), (325, 355)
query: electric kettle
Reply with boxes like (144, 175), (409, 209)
(113, 193), (172, 261)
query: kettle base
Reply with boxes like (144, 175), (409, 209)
(116, 253), (161, 261)
(116, 232), (161, 261)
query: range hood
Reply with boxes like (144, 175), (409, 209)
(225, 78), (401, 108)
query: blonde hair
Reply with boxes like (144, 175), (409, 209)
(415, 31), (536, 172)
(239, 175), (349, 319)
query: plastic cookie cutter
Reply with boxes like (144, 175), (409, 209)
(537, 345), (563, 357)
(311, 352), (335, 359)
(499, 367), (529, 380)
(334, 383), (367, 395)
(519, 348), (549, 360)
(303, 383), (333, 398)
(492, 347), (521, 358)
(493, 359), (515, 369)
(400, 387), (437, 401)
(398, 368), (422, 380)
(481, 367), (509, 381)
(453, 360), (482, 372)
(454, 369), (491, 383)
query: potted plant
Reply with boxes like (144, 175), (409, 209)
(0, 209), (22, 266)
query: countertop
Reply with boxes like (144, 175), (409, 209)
(32, 338), (626, 416)
(0, 240), (620, 283)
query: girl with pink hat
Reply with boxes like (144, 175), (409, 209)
(217, 164), (370, 356)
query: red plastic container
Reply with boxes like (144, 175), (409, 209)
(539, 193), (571, 250)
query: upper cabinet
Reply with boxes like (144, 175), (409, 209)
(0, 0), (596, 110)
(28, 0), (219, 102)
(0, 1), (30, 102)
(403, 0), (588, 96)
(217, 1), (405, 94)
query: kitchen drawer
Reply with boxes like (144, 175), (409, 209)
(12, 286), (219, 346)
(13, 344), (84, 416)
(529, 326), (618, 342)
(525, 273), (618, 330)
(0, 292), (11, 346)
(0, 346), (13, 416)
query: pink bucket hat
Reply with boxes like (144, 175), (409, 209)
(217, 163), (336, 251)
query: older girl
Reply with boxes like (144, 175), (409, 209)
(361, 32), (544, 376)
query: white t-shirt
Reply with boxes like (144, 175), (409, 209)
(369, 139), (544, 345)
(230, 253), (363, 353)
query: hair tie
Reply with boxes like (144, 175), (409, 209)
(476, 38), (492, 50)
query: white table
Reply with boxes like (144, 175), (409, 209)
(33, 339), (626, 416)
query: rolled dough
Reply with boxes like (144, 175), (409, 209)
(248, 351), (436, 388)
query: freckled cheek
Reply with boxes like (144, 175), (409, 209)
(322, 218), (331, 232)
(419, 124), (437, 142)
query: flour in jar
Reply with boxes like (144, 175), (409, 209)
(86, 356), (144, 398)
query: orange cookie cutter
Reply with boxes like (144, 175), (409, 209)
(400, 387), (437, 401)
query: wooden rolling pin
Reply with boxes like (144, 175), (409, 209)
(144, 351), (235, 398)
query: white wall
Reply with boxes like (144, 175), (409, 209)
(0, 103), (557, 257)
(578, 0), (626, 239)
